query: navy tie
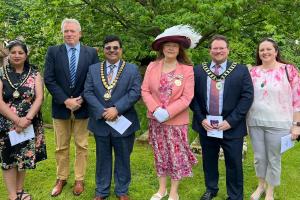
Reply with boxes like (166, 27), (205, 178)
(69, 48), (76, 87)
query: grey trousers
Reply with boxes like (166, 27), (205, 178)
(249, 126), (289, 186)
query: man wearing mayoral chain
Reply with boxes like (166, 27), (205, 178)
(190, 35), (254, 200)
(84, 35), (141, 200)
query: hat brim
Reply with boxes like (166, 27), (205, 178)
(152, 36), (191, 51)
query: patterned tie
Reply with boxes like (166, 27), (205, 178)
(209, 65), (220, 115)
(107, 64), (116, 84)
(69, 48), (76, 87)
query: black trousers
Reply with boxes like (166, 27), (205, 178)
(199, 134), (244, 200)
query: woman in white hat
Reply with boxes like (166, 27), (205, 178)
(141, 25), (201, 200)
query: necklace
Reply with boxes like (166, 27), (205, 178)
(260, 68), (270, 88)
(202, 62), (237, 90)
(3, 65), (32, 99)
(100, 60), (126, 101)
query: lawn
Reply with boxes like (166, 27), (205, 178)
(0, 127), (300, 200)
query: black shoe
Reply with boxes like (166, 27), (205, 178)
(200, 191), (217, 200)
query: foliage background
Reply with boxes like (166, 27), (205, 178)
(1, 0), (300, 69)
(1, 1), (300, 199)
(1, 0), (300, 126)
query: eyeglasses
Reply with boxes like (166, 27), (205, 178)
(211, 47), (227, 51)
(104, 46), (120, 51)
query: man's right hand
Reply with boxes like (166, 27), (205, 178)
(201, 119), (214, 131)
(64, 97), (82, 111)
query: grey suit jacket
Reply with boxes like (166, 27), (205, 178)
(84, 61), (141, 137)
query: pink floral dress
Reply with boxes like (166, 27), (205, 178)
(0, 65), (47, 170)
(149, 71), (197, 180)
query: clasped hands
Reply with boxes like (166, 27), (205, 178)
(102, 107), (118, 121)
(153, 107), (169, 123)
(64, 96), (83, 111)
(201, 119), (231, 131)
(14, 116), (32, 133)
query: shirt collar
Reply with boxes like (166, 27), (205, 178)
(65, 43), (80, 52)
(210, 60), (227, 70)
(106, 60), (121, 68)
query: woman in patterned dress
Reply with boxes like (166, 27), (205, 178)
(247, 38), (300, 200)
(0, 40), (46, 200)
(141, 25), (201, 200)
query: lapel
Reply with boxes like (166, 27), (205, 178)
(222, 60), (232, 102)
(153, 60), (163, 88)
(75, 45), (86, 84)
(93, 62), (103, 89)
(60, 45), (71, 84)
(202, 62), (210, 108)
(171, 62), (184, 93)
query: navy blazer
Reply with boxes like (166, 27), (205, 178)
(44, 44), (99, 119)
(84, 61), (141, 137)
(190, 61), (254, 139)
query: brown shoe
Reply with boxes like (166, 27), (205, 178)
(73, 180), (84, 196)
(51, 179), (67, 197)
(118, 195), (129, 200)
(94, 196), (106, 200)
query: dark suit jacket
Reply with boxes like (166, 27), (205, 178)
(84, 61), (141, 137)
(44, 44), (99, 119)
(190, 61), (254, 139)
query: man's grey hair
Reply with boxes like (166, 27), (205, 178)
(61, 18), (81, 32)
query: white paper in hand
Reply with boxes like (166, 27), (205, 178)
(105, 115), (132, 135)
(9, 124), (35, 146)
(206, 115), (223, 139)
(280, 134), (295, 153)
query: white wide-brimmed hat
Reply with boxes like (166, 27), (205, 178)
(152, 25), (201, 51)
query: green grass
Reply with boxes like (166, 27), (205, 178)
(1, 128), (300, 200)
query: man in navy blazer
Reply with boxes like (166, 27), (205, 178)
(44, 18), (99, 197)
(84, 35), (141, 200)
(190, 35), (253, 200)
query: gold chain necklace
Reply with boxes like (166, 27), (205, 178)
(3, 65), (32, 99)
(100, 60), (126, 100)
(202, 62), (237, 90)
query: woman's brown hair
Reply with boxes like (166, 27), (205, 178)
(255, 38), (289, 65)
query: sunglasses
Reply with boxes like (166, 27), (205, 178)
(104, 46), (120, 51)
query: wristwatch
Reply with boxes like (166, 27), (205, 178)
(292, 121), (300, 126)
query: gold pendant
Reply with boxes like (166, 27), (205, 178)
(104, 90), (112, 101)
(174, 79), (182, 86)
(13, 90), (20, 98)
(216, 81), (222, 90)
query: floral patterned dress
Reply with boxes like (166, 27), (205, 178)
(149, 71), (197, 180)
(0, 65), (47, 170)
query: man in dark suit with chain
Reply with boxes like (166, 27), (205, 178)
(84, 35), (141, 200)
(44, 18), (99, 197)
(191, 35), (253, 200)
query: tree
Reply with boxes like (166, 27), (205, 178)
(1, 0), (299, 68)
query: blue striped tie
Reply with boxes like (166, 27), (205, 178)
(69, 48), (76, 87)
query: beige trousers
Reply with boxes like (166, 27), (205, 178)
(53, 118), (89, 181)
